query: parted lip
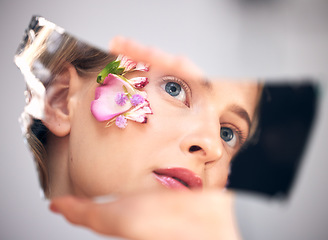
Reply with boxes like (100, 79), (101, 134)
(153, 167), (203, 190)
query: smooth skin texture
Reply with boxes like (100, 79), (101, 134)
(44, 37), (259, 198)
(50, 191), (241, 240)
(49, 37), (258, 240)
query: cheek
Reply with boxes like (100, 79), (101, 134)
(67, 85), (129, 195)
(67, 84), (162, 196)
(67, 88), (106, 194)
(146, 83), (190, 131)
(206, 159), (231, 189)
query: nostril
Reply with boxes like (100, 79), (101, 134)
(189, 145), (202, 153)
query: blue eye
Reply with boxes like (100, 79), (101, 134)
(165, 82), (181, 97)
(220, 127), (237, 147)
(161, 81), (187, 103)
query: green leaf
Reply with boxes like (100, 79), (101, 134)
(114, 67), (125, 75)
(97, 60), (123, 84)
(97, 75), (103, 83)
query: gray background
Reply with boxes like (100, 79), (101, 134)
(1, 0), (327, 239)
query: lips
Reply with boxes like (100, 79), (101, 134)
(153, 167), (203, 190)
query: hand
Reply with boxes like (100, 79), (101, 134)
(109, 36), (204, 82)
(49, 38), (241, 240)
(50, 190), (241, 240)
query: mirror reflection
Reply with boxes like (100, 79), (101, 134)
(228, 82), (317, 197)
(15, 16), (318, 200)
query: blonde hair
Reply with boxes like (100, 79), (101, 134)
(17, 17), (263, 196)
(16, 18), (115, 194)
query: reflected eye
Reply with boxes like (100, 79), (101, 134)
(220, 127), (237, 147)
(165, 82), (181, 97)
(161, 80), (187, 104)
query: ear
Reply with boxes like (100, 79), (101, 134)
(42, 65), (79, 137)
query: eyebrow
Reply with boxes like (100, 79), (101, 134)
(197, 78), (252, 131)
(200, 77), (213, 91)
(229, 104), (252, 133)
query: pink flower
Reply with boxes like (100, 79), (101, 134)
(115, 92), (129, 106)
(134, 62), (149, 72)
(130, 94), (145, 106)
(91, 74), (133, 122)
(115, 115), (128, 129)
(96, 55), (149, 84)
(117, 55), (149, 73)
(91, 55), (152, 129)
(118, 55), (137, 72)
(127, 77), (149, 89)
(125, 100), (152, 123)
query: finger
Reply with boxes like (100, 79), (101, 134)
(50, 196), (91, 226)
(50, 196), (125, 237)
(109, 36), (204, 80)
(110, 36), (174, 68)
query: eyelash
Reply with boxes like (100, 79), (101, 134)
(160, 77), (248, 148)
(221, 124), (247, 148)
(161, 76), (192, 107)
(235, 129), (247, 146)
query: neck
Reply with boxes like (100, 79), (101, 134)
(46, 133), (73, 198)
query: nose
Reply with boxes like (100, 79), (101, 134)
(179, 122), (223, 164)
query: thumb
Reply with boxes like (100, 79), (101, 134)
(49, 195), (124, 237)
(50, 196), (91, 226)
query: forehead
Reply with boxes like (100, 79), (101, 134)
(197, 79), (260, 119)
(128, 68), (260, 120)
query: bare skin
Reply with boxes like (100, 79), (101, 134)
(50, 190), (241, 240)
(45, 36), (259, 198)
(49, 37), (259, 239)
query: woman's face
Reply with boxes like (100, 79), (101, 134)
(67, 68), (259, 197)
